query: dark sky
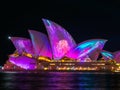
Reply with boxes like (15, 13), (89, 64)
(0, 1), (120, 65)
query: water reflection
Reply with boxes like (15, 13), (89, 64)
(0, 71), (120, 90)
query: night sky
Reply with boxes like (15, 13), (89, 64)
(0, 1), (120, 65)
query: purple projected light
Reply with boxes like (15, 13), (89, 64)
(65, 39), (107, 61)
(10, 37), (34, 55)
(113, 51), (120, 62)
(28, 30), (52, 58)
(88, 39), (107, 60)
(9, 56), (36, 70)
(42, 18), (77, 60)
(88, 49), (101, 60)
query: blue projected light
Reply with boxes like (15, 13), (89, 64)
(66, 39), (107, 60)
(78, 42), (93, 49)
(76, 39), (106, 50)
(101, 50), (114, 60)
(46, 20), (51, 26)
(42, 19), (51, 26)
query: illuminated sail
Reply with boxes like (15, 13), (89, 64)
(88, 40), (107, 60)
(10, 37), (34, 55)
(65, 39), (107, 61)
(113, 51), (120, 62)
(42, 18), (76, 60)
(101, 50), (114, 60)
(28, 30), (52, 58)
(9, 56), (36, 70)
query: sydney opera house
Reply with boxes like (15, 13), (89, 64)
(3, 19), (120, 72)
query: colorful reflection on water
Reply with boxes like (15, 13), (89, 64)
(0, 71), (120, 90)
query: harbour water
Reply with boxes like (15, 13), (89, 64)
(0, 71), (120, 90)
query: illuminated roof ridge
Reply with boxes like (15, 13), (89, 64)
(28, 30), (52, 58)
(42, 18), (77, 60)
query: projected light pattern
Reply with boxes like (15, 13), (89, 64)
(6, 18), (116, 70)
(10, 37), (34, 55)
(29, 30), (52, 58)
(88, 49), (100, 60)
(9, 56), (36, 70)
(65, 39), (107, 61)
(56, 40), (70, 56)
(88, 39), (107, 60)
(114, 51), (120, 62)
(42, 19), (76, 60)
(101, 50), (114, 60)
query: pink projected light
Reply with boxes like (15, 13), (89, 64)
(65, 39), (107, 61)
(6, 18), (111, 70)
(10, 37), (34, 55)
(42, 18), (77, 60)
(28, 30), (52, 58)
(9, 56), (36, 70)
(113, 51), (120, 62)
(56, 40), (70, 56)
